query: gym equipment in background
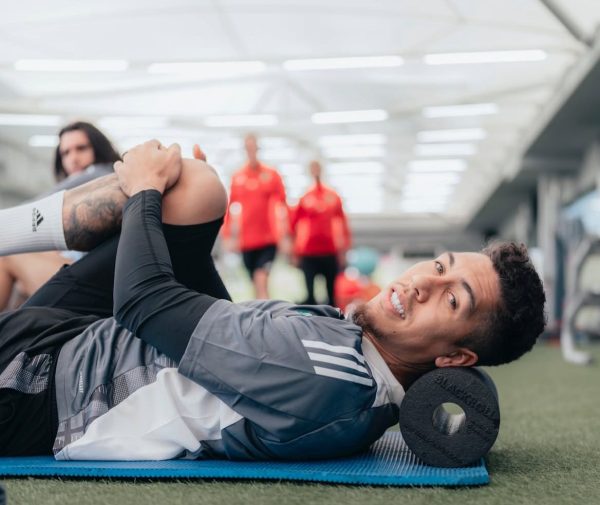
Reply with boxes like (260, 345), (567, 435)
(561, 235), (598, 365)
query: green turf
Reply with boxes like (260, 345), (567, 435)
(3, 343), (600, 505)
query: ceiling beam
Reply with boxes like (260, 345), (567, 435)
(539, 0), (593, 47)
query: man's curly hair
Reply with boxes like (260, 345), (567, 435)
(459, 242), (546, 366)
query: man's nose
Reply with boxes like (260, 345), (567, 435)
(410, 274), (443, 302)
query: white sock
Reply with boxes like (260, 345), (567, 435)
(0, 191), (68, 255)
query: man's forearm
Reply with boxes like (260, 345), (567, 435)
(63, 173), (127, 251)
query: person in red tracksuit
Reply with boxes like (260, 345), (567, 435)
(221, 134), (288, 299)
(291, 160), (351, 306)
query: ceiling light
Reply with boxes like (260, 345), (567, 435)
(424, 50), (547, 65)
(260, 147), (298, 160)
(260, 137), (294, 148)
(401, 195), (450, 203)
(326, 161), (385, 176)
(332, 176), (383, 190)
(204, 114), (278, 127)
(147, 61), (266, 77)
(417, 128), (486, 142)
(312, 110), (388, 124)
(414, 143), (476, 156)
(15, 59), (128, 72)
(28, 135), (59, 147)
(400, 201), (447, 213)
(346, 200), (384, 214)
(408, 159), (467, 172)
(278, 163), (305, 176)
(323, 146), (385, 159)
(283, 174), (310, 189)
(318, 134), (387, 146)
(401, 185), (455, 196)
(213, 138), (244, 149)
(0, 114), (62, 126)
(422, 103), (498, 118)
(284, 55), (403, 71)
(338, 187), (384, 198)
(404, 173), (462, 185)
(98, 116), (170, 129)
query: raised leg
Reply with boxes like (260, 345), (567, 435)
(25, 158), (229, 316)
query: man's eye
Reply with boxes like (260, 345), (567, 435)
(448, 292), (457, 309)
(435, 261), (444, 274)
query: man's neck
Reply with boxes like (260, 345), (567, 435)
(247, 159), (260, 170)
(363, 333), (431, 389)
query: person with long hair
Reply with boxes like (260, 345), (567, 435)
(52, 121), (120, 185)
(0, 121), (120, 311)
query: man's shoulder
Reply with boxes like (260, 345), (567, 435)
(240, 300), (346, 321)
(320, 184), (342, 201)
(235, 300), (361, 337)
(258, 163), (284, 182)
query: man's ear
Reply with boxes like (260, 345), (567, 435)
(434, 348), (478, 368)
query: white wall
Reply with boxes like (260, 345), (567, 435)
(0, 139), (52, 207)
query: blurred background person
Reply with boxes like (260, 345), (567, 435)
(0, 121), (120, 311)
(291, 160), (351, 306)
(221, 133), (289, 299)
(52, 121), (120, 188)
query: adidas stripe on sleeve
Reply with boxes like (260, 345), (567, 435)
(178, 299), (400, 460)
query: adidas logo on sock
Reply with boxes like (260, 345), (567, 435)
(32, 208), (44, 232)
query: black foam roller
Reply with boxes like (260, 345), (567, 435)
(398, 367), (500, 467)
(0, 483), (5, 505)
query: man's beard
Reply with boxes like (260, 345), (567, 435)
(351, 302), (389, 344)
(352, 302), (435, 377)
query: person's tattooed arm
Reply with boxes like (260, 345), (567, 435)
(62, 174), (127, 251)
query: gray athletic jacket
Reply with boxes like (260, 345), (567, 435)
(53, 301), (404, 461)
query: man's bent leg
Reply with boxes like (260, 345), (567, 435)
(114, 190), (222, 361)
(2, 159), (227, 256)
(25, 159), (229, 315)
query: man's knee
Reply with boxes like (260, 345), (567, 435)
(162, 159), (228, 226)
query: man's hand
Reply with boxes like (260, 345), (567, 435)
(114, 140), (182, 197)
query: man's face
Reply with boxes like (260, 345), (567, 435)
(244, 135), (258, 162)
(360, 252), (500, 366)
(309, 161), (322, 179)
(59, 130), (95, 175)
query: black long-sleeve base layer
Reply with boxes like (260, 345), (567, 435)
(113, 190), (224, 361)
(0, 192), (230, 455)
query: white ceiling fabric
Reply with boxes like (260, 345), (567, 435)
(0, 0), (598, 228)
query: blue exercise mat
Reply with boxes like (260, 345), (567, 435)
(0, 432), (488, 486)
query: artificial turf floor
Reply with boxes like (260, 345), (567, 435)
(2, 342), (599, 505)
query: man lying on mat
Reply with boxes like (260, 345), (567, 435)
(0, 141), (545, 460)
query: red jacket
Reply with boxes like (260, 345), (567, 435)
(291, 182), (351, 256)
(222, 162), (287, 251)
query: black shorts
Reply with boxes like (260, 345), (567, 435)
(0, 217), (230, 456)
(242, 244), (277, 276)
(0, 307), (97, 456)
